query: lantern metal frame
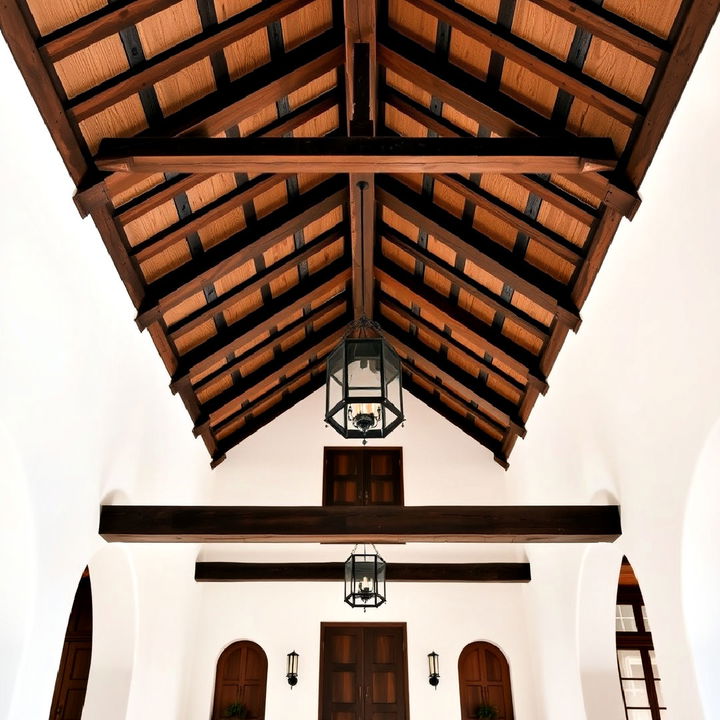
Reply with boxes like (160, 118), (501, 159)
(344, 544), (387, 610)
(428, 651), (440, 688)
(286, 651), (299, 688)
(325, 317), (405, 444)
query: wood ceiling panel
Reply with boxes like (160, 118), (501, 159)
(2, 0), (711, 465)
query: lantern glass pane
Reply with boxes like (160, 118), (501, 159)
(326, 345), (345, 411)
(347, 340), (382, 397)
(383, 341), (402, 412)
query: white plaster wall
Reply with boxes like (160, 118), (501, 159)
(1, 15), (719, 720)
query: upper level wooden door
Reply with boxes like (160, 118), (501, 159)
(212, 641), (267, 720)
(320, 624), (409, 720)
(49, 573), (92, 720)
(323, 448), (403, 506)
(458, 642), (514, 720)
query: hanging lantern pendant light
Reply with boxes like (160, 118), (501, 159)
(344, 544), (387, 610)
(325, 182), (404, 443)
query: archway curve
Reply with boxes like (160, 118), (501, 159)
(683, 415), (720, 718)
(212, 640), (268, 720)
(81, 543), (138, 720)
(458, 641), (514, 720)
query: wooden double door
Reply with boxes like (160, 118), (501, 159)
(320, 623), (409, 720)
(323, 448), (403, 506)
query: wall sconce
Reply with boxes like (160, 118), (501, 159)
(287, 651), (299, 688)
(428, 651), (440, 688)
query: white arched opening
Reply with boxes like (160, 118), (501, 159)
(683, 416), (720, 718)
(83, 541), (138, 720)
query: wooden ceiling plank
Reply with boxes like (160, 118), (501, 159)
(95, 136), (618, 174)
(195, 561), (532, 582)
(380, 321), (525, 438)
(379, 221), (549, 343)
(76, 30), (344, 210)
(68, 0), (318, 122)
(383, 87), (598, 226)
(168, 222), (346, 343)
(402, 374), (509, 467)
(132, 174), (289, 264)
(376, 176), (581, 329)
(40, 0), (182, 62)
(210, 370), (327, 466)
(186, 292), (347, 396)
(172, 261), (351, 384)
(529, 0), (670, 67)
(198, 316), (348, 433)
(378, 31), (639, 218)
(378, 290), (526, 417)
(374, 259), (548, 393)
(135, 175), (348, 329)
(403, 0), (643, 126)
(432, 174), (584, 264)
(99, 505), (623, 543)
(114, 89), (338, 225)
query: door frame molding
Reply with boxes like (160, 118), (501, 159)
(319, 621), (410, 720)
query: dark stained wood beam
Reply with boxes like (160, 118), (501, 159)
(431, 173), (584, 264)
(210, 369), (327, 467)
(77, 30), (344, 210)
(378, 30), (640, 218)
(345, 1), (378, 319)
(99, 505), (622, 543)
(135, 175), (347, 329)
(378, 318), (526, 439)
(376, 176), (581, 330)
(402, 373), (508, 467)
(131, 174), (289, 265)
(168, 222), (346, 343)
(95, 136), (617, 175)
(383, 87), (598, 227)
(185, 292), (347, 397)
(114, 88), (339, 226)
(195, 313), (349, 434)
(529, 0), (670, 67)
(0, 0), (90, 185)
(40, 0), (181, 61)
(68, 0), (318, 122)
(195, 561), (532, 582)
(172, 260), (351, 385)
(374, 257), (547, 393)
(403, 0), (644, 125)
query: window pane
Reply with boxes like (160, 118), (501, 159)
(616, 604), (638, 632)
(618, 650), (645, 678)
(622, 679), (649, 706)
(655, 679), (665, 706)
(649, 650), (660, 679)
(642, 605), (651, 632)
(627, 711), (652, 720)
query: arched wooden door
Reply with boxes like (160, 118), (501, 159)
(458, 642), (514, 720)
(49, 570), (92, 720)
(212, 641), (268, 720)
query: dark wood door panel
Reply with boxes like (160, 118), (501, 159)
(459, 642), (514, 720)
(324, 448), (403, 507)
(320, 624), (408, 720)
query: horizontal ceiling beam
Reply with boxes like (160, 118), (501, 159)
(96, 136), (617, 175)
(195, 561), (532, 582)
(99, 505), (622, 543)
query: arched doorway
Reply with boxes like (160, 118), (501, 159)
(458, 642), (514, 720)
(49, 569), (92, 720)
(212, 641), (268, 720)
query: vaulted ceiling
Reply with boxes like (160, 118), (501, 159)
(2, 0), (716, 467)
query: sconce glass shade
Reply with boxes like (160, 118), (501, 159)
(325, 322), (404, 444)
(287, 651), (299, 687)
(428, 651), (440, 687)
(344, 546), (387, 609)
